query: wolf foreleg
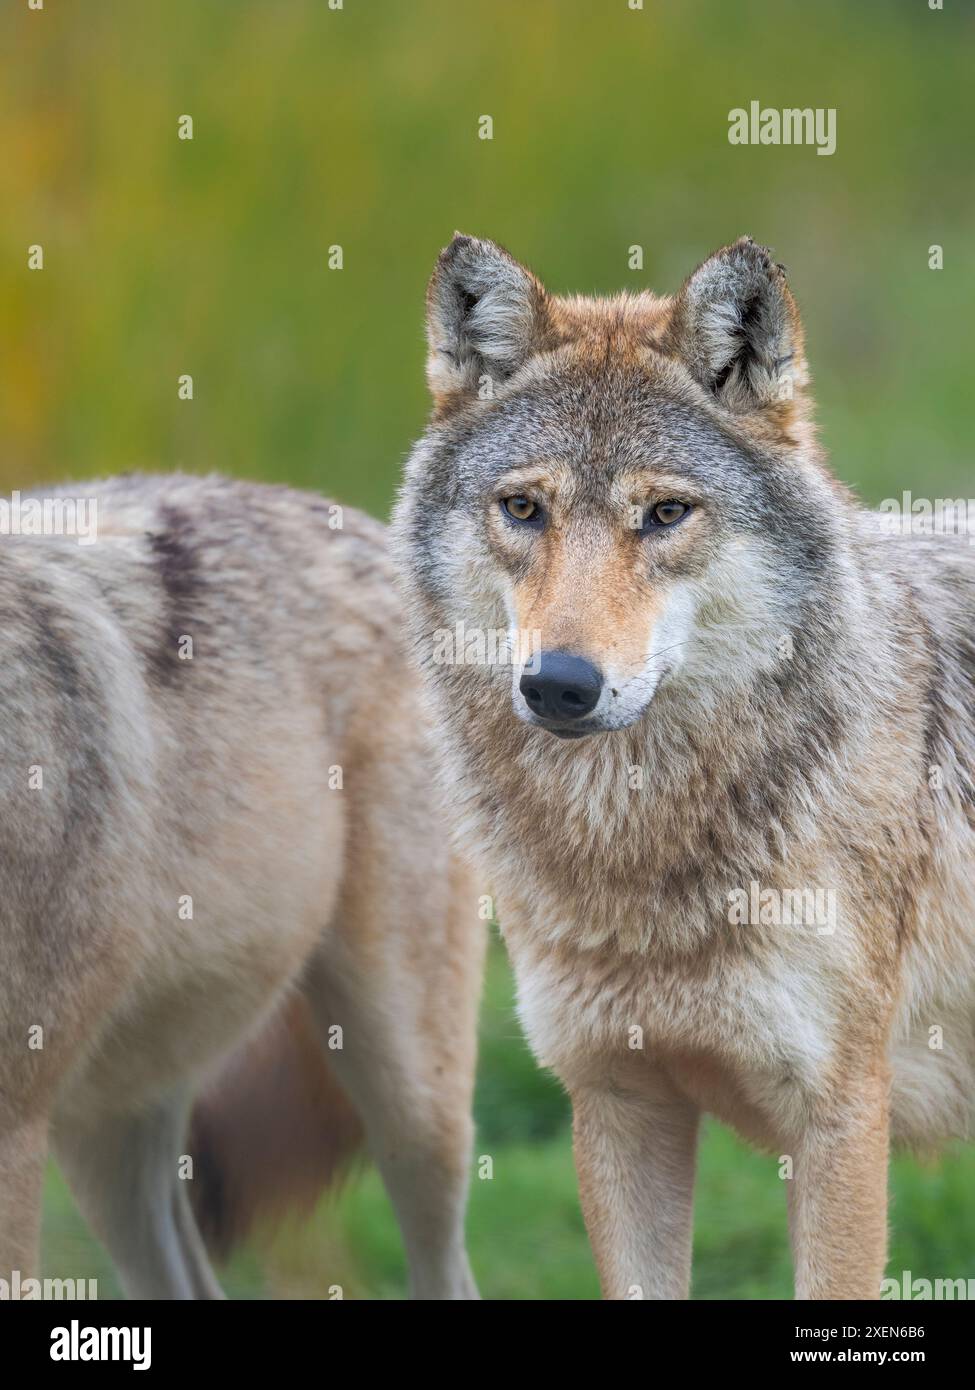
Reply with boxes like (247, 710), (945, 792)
(571, 1083), (699, 1300)
(0, 1112), (47, 1287)
(786, 1070), (890, 1300)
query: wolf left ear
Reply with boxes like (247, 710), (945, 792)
(425, 233), (549, 411)
(664, 238), (807, 413)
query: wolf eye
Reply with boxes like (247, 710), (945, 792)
(501, 496), (538, 522)
(644, 500), (690, 528)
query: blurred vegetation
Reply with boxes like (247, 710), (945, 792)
(2, 0), (972, 506)
(9, 0), (974, 1297)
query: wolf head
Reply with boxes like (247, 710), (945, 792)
(393, 234), (850, 743)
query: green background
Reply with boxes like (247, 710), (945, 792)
(3, 0), (972, 1297)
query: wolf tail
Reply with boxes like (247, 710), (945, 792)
(189, 993), (363, 1259)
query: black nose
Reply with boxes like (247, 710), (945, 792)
(520, 651), (603, 721)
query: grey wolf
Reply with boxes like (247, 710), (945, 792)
(391, 232), (975, 1299)
(0, 473), (484, 1299)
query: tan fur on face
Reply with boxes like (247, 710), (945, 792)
(511, 523), (664, 682)
(491, 461), (704, 688)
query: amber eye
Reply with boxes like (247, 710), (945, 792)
(501, 496), (537, 522)
(646, 500), (690, 528)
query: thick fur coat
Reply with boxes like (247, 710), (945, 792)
(392, 234), (975, 1299)
(0, 474), (483, 1299)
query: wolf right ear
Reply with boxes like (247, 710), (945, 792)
(425, 234), (549, 412)
(665, 238), (808, 413)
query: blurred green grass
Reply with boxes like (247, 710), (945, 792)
(10, 0), (975, 1298)
(2, 0), (973, 509)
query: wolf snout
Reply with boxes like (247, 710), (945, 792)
(520, 651), (603, 721)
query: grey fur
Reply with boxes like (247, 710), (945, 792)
(0, 474), (483, 1299)
(393, 234), (975, 1297)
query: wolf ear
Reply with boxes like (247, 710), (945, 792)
(425, 234), (549, 411)
(665, 238), (807, 413)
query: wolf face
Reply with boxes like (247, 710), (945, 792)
(397, 234), (845, 741)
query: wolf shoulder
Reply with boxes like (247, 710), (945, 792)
(0, 474), (399, 820)
(857, 502), (975, 631)
(858, 500), (975, 569)
(8, 472), (395, 684)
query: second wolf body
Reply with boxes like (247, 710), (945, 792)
(0, 473), (483, 1299)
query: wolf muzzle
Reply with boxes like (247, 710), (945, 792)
(520, 650), (603, 723)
